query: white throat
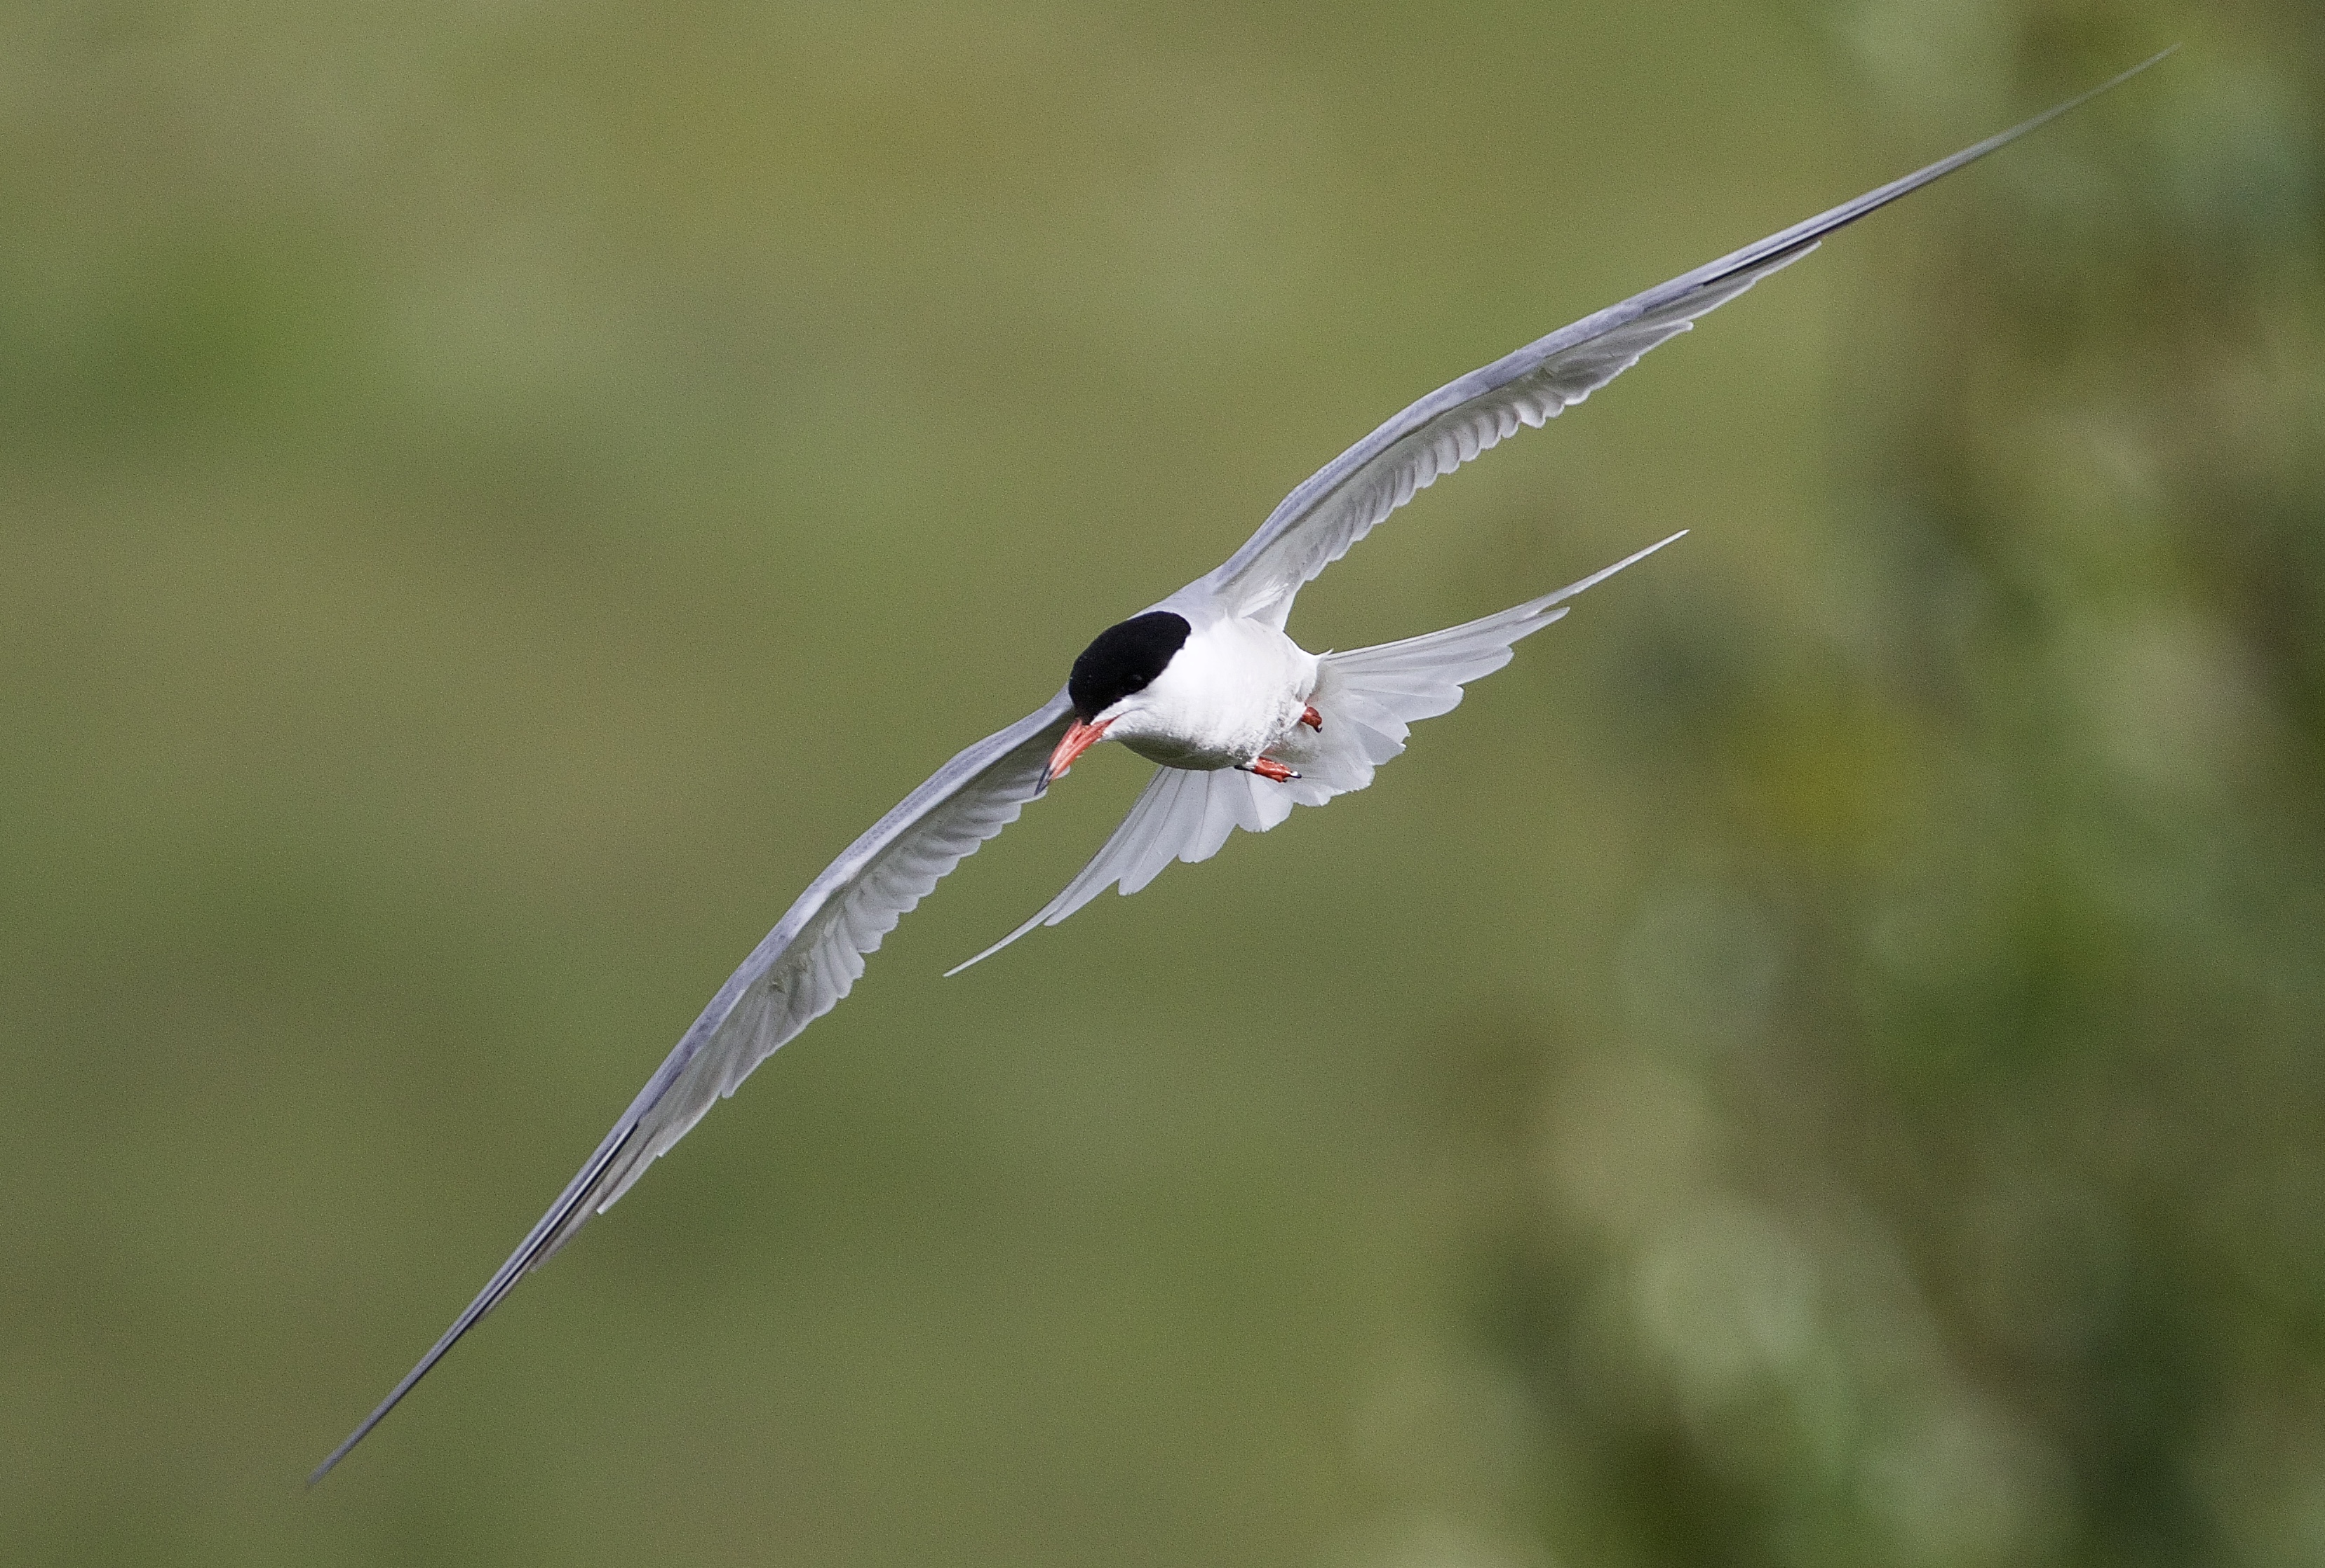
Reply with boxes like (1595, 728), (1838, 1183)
(1102, 616), (1319, 771)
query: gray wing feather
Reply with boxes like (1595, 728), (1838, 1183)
(311, 690), (1074, 1483)
(1199, 52), (2174, 624)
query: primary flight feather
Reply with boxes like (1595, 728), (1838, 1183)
(312, 53), (2169, 1482)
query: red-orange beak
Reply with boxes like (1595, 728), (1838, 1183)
(1042, 717), (1110, 788)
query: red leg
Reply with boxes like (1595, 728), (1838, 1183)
(1300, 704), (1323, 731)
(1244, 756), (1300, 783)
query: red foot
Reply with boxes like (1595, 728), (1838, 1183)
(1300, 704), (1323, 731)
(1245, 756), (1300, 783)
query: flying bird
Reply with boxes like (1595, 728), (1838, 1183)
(313, 53), (2169, 1482)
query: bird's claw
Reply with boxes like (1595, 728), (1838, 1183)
(1300, 704), (1323, 731)
(1241, 756), (1300, 783)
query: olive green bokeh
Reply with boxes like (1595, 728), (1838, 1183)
(3, 2), (2319, 1564)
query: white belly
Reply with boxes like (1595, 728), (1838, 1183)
(1107, 616), (1319, 771)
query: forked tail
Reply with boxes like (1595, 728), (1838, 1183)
(945, 532), (1683, 973)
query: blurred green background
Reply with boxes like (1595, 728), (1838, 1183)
(4, 0), (2319, 1563)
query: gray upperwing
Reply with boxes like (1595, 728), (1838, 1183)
(311, 689), (1075, 1484)
(1197, 51), (2174, 627)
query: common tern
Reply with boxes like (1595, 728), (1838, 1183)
(313, 53), (2169, 1482)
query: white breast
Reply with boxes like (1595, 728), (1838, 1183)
(1104, 616), (1319, 771)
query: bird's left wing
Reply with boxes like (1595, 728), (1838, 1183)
(1198, 53), (2172, 628)
(311, 690), (1074, 1482)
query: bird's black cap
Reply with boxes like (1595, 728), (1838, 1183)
(1069, 611), (1190, 721)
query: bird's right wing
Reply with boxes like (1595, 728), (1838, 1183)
(1196, 52), (2174, 628)
(313, 689), (1074, 1482)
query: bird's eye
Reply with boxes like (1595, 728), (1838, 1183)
(1067, 610), (1191, 720)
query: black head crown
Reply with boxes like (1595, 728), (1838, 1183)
(1068, 611), (1191, 721)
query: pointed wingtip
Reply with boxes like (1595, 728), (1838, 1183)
(305, 1364), (424, 1487)
(2017, 48), (2180, 135)
(1909, 46), (2181, 187)
(306, 1414), (378, 1488)
(1666, 48), (2181, 313)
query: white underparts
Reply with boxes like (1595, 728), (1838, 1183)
(1102, 615), (1320, 771)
